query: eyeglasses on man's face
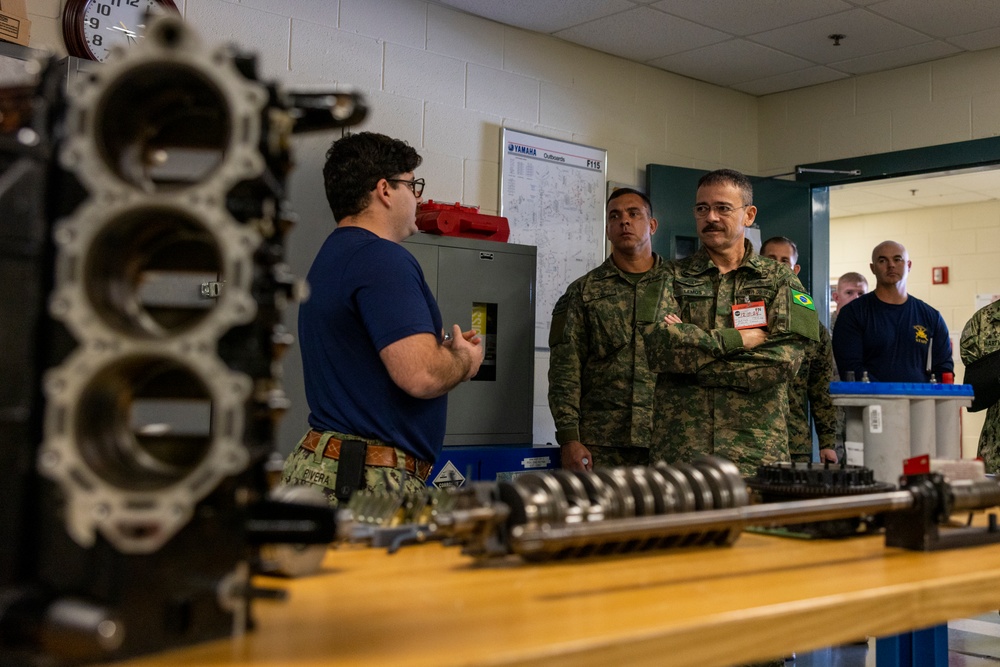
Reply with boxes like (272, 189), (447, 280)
(693, 203), (749, 218)
(388, 178), (425, 198)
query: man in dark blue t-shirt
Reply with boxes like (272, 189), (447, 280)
(281, 132), (484, 506)
(832, 240), (952, 383)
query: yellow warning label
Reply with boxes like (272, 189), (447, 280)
(471, 303), (486, 332)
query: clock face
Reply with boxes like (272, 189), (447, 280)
(79, 0), (176, 62)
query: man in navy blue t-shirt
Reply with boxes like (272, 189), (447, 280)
(281, 133), (484, 506)
(832, 240), (952, 383)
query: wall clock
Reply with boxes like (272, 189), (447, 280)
(62, 0), (180, 63)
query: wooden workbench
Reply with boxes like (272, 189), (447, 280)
(122, 525), (1000, 667)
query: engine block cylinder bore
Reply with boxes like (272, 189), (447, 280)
(59, 14), (268, 203)
(83, 206), (222, 338)
(39, 347), (253, 552)
(50, 198), (261, 346)
(94, 62), (231, 192)
(74, 355), (213, 492)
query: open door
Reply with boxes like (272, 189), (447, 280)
(646, 164), (830, 320)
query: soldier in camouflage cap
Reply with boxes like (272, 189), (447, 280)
(960, 300), (1000, 473)
(644, 169), (819, 477)
(548, 188), (669, 471)
(760, 236), (838, 464)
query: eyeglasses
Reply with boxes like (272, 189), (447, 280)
(693, 203), (749, 218)
(387, 178), (425, 197)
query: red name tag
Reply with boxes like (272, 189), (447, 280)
(732, 301), (767, 329)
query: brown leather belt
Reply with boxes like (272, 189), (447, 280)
(300, 430), (433, 482)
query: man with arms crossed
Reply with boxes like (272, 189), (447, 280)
(644, 170), (819, 476)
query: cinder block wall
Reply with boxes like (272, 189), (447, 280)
(28, 0), (757, 447)
(25, 0), (1000, 455)
(759, 49), (1000, 173)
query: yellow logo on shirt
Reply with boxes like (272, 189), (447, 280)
(914, 325), (929, 344)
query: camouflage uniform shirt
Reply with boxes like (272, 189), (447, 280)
(548, 254), (669, 451)
(643, 241), (816, 476)
(787, 323), (837, 462)
(960, 300), (1000, 473)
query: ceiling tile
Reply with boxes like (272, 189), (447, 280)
(907, 191), (994, 207)
(831, 200), (921, 217)
(555, 7), (730, 62)
(970, 187), (1000, 200)
(830, 40), (962, 75)
(868, 0), (1000, 38)
(875, 180), (967, 198)
(941, 170), (1000, 190)
(428, 0), (634, 34)
(649, 40), (813, 86)
(429, 0), (1000, 97)
(829, 187), (897, 207)
(650, 0), (852, 37)
(749, 8), (929, 62)
(948, 26), (1000, 51)
(732, 67), (849, 96)
(830, 167), (1000, 216)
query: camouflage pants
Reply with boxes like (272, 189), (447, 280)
(978, 403), (1000, 474)
(281, 430), (428, 508)
(586, 444), (651, 468)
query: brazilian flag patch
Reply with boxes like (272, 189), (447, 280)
(791, 290), (816, 311)
(788, 288), (820, 341)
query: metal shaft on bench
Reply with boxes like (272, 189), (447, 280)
(506, 472), (1000, 558)
(509, 490), (915, 556)
(345, 457), (1000, 560)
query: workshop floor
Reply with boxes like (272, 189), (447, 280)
(786, 611), (1000, 666)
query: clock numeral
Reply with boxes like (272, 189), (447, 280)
(92, 34), (103, 46)
(95, 4), (112, 16)
(126, 0), (140, 6)
(88, 17), (100, 29)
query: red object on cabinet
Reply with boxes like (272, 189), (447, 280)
(416, 200), (510, 242)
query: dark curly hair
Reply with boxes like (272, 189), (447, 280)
(323, 132), (422, 222)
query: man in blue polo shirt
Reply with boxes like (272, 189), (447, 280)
(282, 132), (484, 507)
(833, 240), (952, 383)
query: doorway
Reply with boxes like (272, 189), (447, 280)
(826, 165), (1000, 458)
